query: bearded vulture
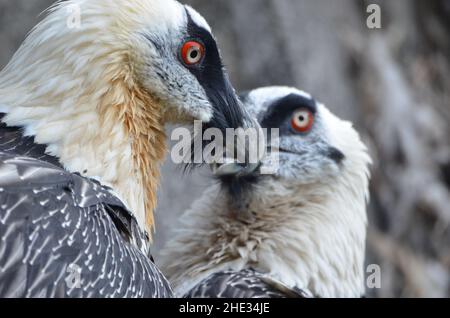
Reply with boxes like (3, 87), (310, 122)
(0, 0), (260, 298)
(160, 87), (372, 298)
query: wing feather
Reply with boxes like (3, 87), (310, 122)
(0, 151), (172, 298)
(184, 269), (311, 298)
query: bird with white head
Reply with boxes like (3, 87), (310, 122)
(159, 86), (372, 298)
(0, 0), (261, 298)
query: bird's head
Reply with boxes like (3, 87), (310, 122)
(3, 0), (254, 126)
(121, 1), (250, 129)
(215, 86), (371, 210)
(245, 87), (348, 183)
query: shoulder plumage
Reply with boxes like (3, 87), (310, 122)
(184, 269), (311, 298)
(0, 151), (172, 297)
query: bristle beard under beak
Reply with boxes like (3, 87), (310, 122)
(218, 173), (261, 216)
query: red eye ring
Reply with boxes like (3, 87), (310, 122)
(181, 41), (205, 66)
(291, 109), (314, 133)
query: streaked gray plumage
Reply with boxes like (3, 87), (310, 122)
(185, 269), (310, 298)
(0, 118), (173, 297)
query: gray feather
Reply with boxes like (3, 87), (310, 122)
(0, 118), (173, 298)
(184, 269), (311, 298)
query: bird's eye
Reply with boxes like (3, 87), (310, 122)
(181, 41), (205, 66)
(291, 109), (314, 133)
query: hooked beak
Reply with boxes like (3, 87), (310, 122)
(203, 75), (264, 176)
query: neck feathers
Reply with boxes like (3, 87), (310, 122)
(161, 174), (369, 297)
(108, 77), (166, 231)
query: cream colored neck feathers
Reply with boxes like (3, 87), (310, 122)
(0, 3), (167, 233)
(160, 163), (370, 297)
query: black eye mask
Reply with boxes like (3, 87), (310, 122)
(260, 93), (317, 130)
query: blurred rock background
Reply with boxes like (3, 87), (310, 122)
(0, 0), (449, 297)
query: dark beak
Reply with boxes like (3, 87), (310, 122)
(202, 75), (264, 177)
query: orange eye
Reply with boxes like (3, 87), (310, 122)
(291, 109), (314, 133)
(181, 41), (205, 66)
